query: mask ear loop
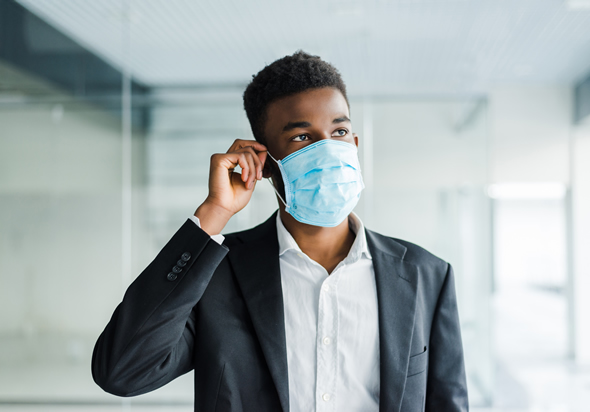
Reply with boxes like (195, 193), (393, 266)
(266, 152), (288, 208)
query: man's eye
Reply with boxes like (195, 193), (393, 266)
(292, 135), (310, 142)
(333, 129), (348, 137)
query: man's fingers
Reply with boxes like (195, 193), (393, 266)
(237, 152), (259, 189)
(206, 146), (265, 216)
(244, 146), (264, 180)
(212, 148), (268, 191)
(245, 152), (258, 189)
(224, 140), (270, 182)
(233, 146), (265, 182)
(227, 139), (267, 154)
(236, 153), (250, 183)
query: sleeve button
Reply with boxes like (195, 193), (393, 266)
(167, 272), (178, 281)
(172, 266), (182, 274)
(181, 252), (191, 262)
(176, 259), (187, 267)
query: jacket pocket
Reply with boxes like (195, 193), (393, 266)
(407, 346), (428, 377)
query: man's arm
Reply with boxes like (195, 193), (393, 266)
(91, 220), (228, 396)
(92, 139), (268, 397)
(425, 263), (469, 411)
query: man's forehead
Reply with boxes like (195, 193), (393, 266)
(271, 87), (346, 109)
(272, 94), (348, 117)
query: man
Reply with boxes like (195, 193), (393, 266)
(92, 51), (468, 411)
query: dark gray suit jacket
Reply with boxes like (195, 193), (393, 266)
(92, 211), (468, 411)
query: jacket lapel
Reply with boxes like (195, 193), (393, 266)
(366, 229), (418, 412)
(228, 213), (290, 412)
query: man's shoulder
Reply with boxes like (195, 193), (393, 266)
(221, 212), (279, 248)
(365, 228), (449, 270)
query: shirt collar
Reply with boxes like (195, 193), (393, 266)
(275, 212), (372, 261)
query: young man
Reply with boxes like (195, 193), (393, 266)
(92, 51), (468, 411)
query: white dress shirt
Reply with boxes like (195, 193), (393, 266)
(190, 213), (380, 411)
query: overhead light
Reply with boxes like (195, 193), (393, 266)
(487, 182), (567, 199)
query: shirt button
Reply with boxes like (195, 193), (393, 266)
(322, 393), (331, 402)
(323, 337), (331, 345)
(322, 284), (330, 292)
(297, 253), (304, 259)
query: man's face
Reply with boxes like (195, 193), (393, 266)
(262, 87), (358, 164)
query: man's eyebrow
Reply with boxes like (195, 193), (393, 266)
(333, 116), (351, 124)
(282, 121), (311, 132)
(282, 116), (351, 132)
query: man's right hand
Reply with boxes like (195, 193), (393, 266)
(194, 139), (268, 236)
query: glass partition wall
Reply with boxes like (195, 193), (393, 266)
(0, 76), (494, 407)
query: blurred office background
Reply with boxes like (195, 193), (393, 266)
(1, 0), (590, 410)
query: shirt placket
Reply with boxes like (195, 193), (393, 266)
(315, 267), (342, 411)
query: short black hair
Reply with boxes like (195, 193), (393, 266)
(243, 50), (349, 145)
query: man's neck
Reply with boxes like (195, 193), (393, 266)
(278, 208), (356, 274)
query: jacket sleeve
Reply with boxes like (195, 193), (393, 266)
(425, 263), (469, 411)
(91, 219), (229, 397)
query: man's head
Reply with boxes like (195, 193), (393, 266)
(243, 50), (357, 208)
(243, 50), (350, 148)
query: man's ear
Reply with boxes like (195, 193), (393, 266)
(353, 133), (359, 147)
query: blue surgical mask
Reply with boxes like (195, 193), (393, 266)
(267, 139), (364, 227)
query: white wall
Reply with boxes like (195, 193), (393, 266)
(488, 86), (590, 371)
(489, 86), (571, 183)
(572, 121), (590, 365)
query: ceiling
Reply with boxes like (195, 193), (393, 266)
(15, 0), (590, 96)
